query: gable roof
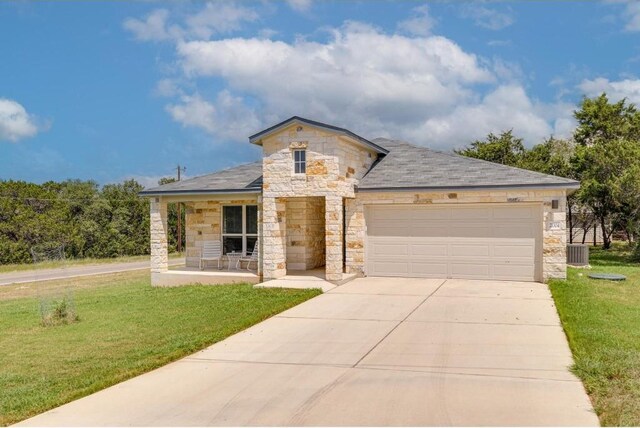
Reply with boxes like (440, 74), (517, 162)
(139, 161), (262, 196)
(358, 138), (580, 191)
(248, 116), (389, 155)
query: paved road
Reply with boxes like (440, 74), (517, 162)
(0, 258), (185, 286)
(17, 277), (598, 426)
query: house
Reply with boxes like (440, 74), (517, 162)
(140, 116), (579, 286)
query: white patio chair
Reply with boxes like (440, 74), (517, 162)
(200, 241), (222, 270)
(237, 241), (259, 271)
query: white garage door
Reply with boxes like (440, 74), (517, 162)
(365, 204), (542, 282)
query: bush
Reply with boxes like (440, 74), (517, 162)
(40, 295), (79, 327)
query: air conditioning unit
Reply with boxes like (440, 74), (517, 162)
(567, 244), (589, 266)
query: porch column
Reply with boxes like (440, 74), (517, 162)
(262, 196), (287, 279)
(150, 197), (169, 273)
(325, 195), (344, 282)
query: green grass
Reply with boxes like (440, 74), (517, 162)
(0, 271), (320, 426)
(0, 253), (183, 274)
(549, 243), (640, 426)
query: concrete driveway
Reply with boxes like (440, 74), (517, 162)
(18, 278), (598, 426)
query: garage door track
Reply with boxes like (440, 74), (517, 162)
(19, 278), (598, 426)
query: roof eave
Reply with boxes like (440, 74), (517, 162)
(249, 116), (389, 155)
(356, 182), (580, 193)
(138, 188), (262, 197)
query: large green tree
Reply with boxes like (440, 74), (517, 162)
(572, 94), (640, 249)
(454, 130), (526, 167)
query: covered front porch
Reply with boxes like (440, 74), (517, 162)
(149, 193), (262, 286)
(148, 193), (354, 286)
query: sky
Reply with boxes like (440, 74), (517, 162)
(1, 1), (640, 187)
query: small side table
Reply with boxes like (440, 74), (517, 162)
(226, 252), (243, 271)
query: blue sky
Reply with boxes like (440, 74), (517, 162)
(1, 1), (639, 187)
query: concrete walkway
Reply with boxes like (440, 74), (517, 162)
(0, 258), (185, 286)
(17, 277), (598, 426)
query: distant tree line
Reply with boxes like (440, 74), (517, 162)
(456, 93), (640, 255)
(0, 178), (184, 265)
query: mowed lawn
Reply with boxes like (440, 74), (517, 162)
(0, 271), (320, 426)
(550, 245), (640, 426)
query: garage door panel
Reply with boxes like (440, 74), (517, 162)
(493, 243), (535, 258)
(449, 226), (493, 238)
(366, 204), (541, 282)
(410, 243), (448, 256)
(409, 262), (449, 276)
(450, 244), (490, 257)
(493, 206), (537, 220)
(450, 207), (492, 220)
(450, 263), (491, 277)
(370, 242), (409, 256)
(369, 261), (409, 276)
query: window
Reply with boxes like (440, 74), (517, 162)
(293, 149), (306, 174)
(222, 205), (258, 255)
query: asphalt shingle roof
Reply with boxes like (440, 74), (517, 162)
(139, 138), (579, 196)
(139, 161), (262, 195)
(358, 138), (579, 190)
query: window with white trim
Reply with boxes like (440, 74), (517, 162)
(222, 205), (258, 255)
(293, 149), (306, 174)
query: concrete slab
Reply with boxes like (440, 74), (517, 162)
(359, 321), (575, 381)
(290, 367), (599, 427)
(436, 278), (553, 300)
(277, 292), (426, 321)
(17, 360), (349, 427)
(194, 316), (397, 366)
(408, 295), (561, 325)
(331, 277), (445, 295)
(17, 278), (598, 427)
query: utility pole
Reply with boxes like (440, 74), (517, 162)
(176, 165), (186, 253)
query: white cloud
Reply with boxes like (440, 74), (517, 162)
(123, 9), (176, 42)
(460, 3), (515, 30)
(166, 91), (260, 141)
(124, 3), (258, 42)
(286, 0), (312, 12)
(415, 85), (571, 150)
(168, 22), (574, 148)
(607, 0), (640, 31)
(398, 4), (436, 36)
(578, 77), (640, 104)
(185, 2), (258, 39)
(155, 78), (184, 97)
(0, 98), (46, 143)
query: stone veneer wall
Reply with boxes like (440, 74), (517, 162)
(150, 198), (168, 273)
(184, 197), (259, 269)
(346, 189), (568, 281)
(260, 125), (378, 281)
(285, 197), (325, 270)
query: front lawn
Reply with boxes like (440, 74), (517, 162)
(0, 271), (320, 426)
(549, 244), (640, 426)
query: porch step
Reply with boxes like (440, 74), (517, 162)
(254, 275), (336, 292)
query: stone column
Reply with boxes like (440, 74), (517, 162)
(344, 198), (365, 275)
(542, 193), (568, 280)
(257, 195), (263, 278)
(325, 195), (344, 282)
(262, 196), (287, 279)
(150, 197), (169, 273)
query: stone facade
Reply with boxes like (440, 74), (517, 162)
(260, 124), (379, 281)
(150, 198), (169, 273)
(345, 189), (568, 281)
(285, 197), (325, 270)
(183, 197), (259, 269)
(149, 123), (571, 285)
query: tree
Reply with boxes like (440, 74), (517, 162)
(572, 94), (640, 249)
(574, 93), (640, 147)
(455, 130), (525, 167)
